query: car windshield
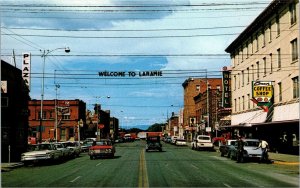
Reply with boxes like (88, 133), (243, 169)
(244, 141), (259, 147)
(37, 144), (54, 150)
(94, 141), (111, 146)
(198, 136), (210, 140)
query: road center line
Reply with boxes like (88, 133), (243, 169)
(223, 183), (232, 188)
(138, 149), (149, 188)
(191, 164), (199, 169)
(96, 162), (102, 166)
(70, 176), (81, 183)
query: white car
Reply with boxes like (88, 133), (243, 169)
(62, 141), (81, 157)
(191, 135), (214, 150)
(171, 136), (178, 144)
(175, 139), (187, 146)
(21, 143), (62, 165)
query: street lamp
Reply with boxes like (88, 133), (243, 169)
(39, 47), (70, 143)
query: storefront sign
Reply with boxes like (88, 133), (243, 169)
(252, 81), (273, 104)
(22, 53), (31, 90)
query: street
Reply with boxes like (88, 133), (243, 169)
(2, 141), (299, 187)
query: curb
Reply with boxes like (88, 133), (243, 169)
(272, 161), (300, 165)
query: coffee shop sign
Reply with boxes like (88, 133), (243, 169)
(98, 70), (163, 77)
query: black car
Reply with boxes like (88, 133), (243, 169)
(145, 136), (162, 152)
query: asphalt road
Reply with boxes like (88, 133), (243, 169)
(1, 141), (299, 187)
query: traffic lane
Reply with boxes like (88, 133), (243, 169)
(1, 144), (141, 187)
(65, 144), (141, 187)
(145, 143), (298, 187)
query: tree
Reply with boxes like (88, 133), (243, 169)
(147, 123), (164, 132)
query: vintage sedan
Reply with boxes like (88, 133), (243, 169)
(229, 139), (262, 162)
(54, 142), (72, 159)
(88, 139), (115, 159)
(62, 141), (81, 157)
(145, 136), (162, 152)
(220, 139), (236, 157)
(21, 143), (62, 165)
(175, 138), (187, 146)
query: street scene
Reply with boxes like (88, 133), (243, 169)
(2, 141), (299, 187)
(1, 0), (299, 187)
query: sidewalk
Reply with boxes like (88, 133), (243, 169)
(268, 152), (300, 165)
(1, 162), (24, 172)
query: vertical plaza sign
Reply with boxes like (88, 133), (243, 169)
(22, 53), (31, 90)
(252, 81), (273, 108)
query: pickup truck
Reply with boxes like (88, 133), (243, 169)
(219, 139), (236, 157)
(191, 135), (214, 151)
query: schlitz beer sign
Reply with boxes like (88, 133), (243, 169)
(252, 81), (273, 105)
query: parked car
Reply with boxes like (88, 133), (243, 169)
(146, 136), (162, 152)
(175, 138), (187, 146)
(229, 139), (262, 162)
(54, 142), (72, 160)
(21, 143), (62, 165)
(219, 139), (236, 157)
(191, 135), (214, 151)
(62, 141), (81, 157)
(89, 139), (115, 159)
(164, 136), (172, 143)
(171, 136), (178, 144)
(81, 141), (93, 152)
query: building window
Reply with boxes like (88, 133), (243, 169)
(234, 75), (236, 90)
(238, 97), (240, 112)
(256, 34), (259, 51)
(242, 96), (245, 111)
(247, 67), (250, 84)
(216, 85), (221, 91)
(237, 73), (240, 89)
(247, 94), (251, 109)
(38, 111), (47, 120)
(262, 28), (266, 47)
(263, 57), (267, 76)
(277, 48), (281, 69)
(234, 99), (237, 112)
(270, 53), (273, 74)
(196, 85), (200, 92)
(246, 42), (249, 58)
(268, 23), (272, 42)
(241, 71), (244, 87)
(62, 115), (70, 120)
(291, 38), (298, 62)
(290, 3), (297, 25)
(251, 65), (254, 81)
(278, 82), (282, 102)
(276, 15), (280, 36)
(292, 77), (299, 99)
(256, 61), (259, 79)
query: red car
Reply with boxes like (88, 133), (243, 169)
(88, 139), (115, 160)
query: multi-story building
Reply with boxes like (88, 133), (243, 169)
(182, 78), (222, 140)
(194, 88), (222, 136)
(1, 60), (30, 162)
(165, 112), (179, 137)
(225, 0), (299, 153)
(110, 117), (119, 140)
(28, 99), (86, 142)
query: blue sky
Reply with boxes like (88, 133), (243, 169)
(1, 0), (271, 129)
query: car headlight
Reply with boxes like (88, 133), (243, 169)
(46, 153), (53, 158)
(106, 149), (112, 153)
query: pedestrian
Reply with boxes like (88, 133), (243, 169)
(257, 139), (269, 163)
(236, 136), (245, 163)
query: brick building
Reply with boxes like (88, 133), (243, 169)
(28, 99), (86, 142)
(182, 78), (222, 140)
